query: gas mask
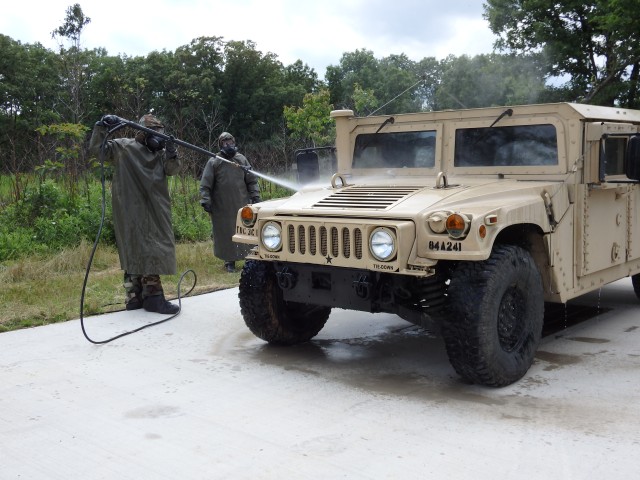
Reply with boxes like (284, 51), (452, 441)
(145, 133), (166, 152)
(220, 144), (238, 158)
(137, 114), (167, 152)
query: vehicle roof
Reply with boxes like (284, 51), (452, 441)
(333, 102), (640, 124)
(566, 102), (640, 122)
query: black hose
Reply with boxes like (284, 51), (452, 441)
(79, 124), (196, 344)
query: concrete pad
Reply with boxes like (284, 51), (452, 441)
(1, 278), (639, 479)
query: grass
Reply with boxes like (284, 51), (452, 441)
(0, 240), (241, 333)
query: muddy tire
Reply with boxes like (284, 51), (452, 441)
(239, 260), (331, 345)
(632, 274), (640, 300)
(442, 244), (544, 387)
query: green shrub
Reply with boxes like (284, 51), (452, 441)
(74, 183), (116, 246)
(33, 213), (83, 250)
(0, 227), (45, 260)
(172, 212), (211, 242)
(0, 173), (288, 262)
(22, 180), (67, 224)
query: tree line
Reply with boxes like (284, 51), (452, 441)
(1, 2), (639, 203)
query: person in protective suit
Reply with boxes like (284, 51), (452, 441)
(199, 132), (260, 272)
(89, 113), (182, 314)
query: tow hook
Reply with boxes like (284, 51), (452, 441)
(276, 268), (297, 290)
(353, 274), (373, 299)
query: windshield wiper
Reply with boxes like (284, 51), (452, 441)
(357, 116), (395, 152)
(488, 108), (513, 128)
(473, 108), (513, 145)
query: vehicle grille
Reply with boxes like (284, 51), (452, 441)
(313, 185), (423, 209)
(287, 224), (364, 260)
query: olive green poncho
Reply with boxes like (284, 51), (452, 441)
(199, 153), (259, 262)
(89, 125), (182, 275)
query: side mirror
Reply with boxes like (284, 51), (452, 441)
(625, 134), (640, 180)
(296, 150), (320, 184)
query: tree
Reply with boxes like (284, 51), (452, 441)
(35, 122), (89, 200)
(375, 54), (424, 114)
(325, 49), (381, 111)
(216, 40), (322, 174)
(352, 83), (379, 116)
(51, 3), (93, 123)
(173, 37), (225, 131)
(434, 53), (552, 110)
(414, 57), (442, 111)
(0, 35), (61, 201)
(326, 50), (431, 115)
(283, 60), (321, 95)
(284, 89), (335, 147)
(51, 3), (91, 50)
(85, 51), (130, 119)
(484, 0), (640, 107)
(160, 37), (226, 176)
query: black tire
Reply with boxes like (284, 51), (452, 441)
(442, 244), (544, 387)
(238, 260), (331, 345)
(632, 273), (640, 300)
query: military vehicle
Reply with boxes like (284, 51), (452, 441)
(233, 103), (640, 387)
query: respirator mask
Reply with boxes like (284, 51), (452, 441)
(145, 133), (166, 152)
(137, 114), (166, 152)
(220, 144), (238, 158)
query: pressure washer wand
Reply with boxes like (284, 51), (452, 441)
(108, 116), (299, 190)
(109, 117), (250, 171)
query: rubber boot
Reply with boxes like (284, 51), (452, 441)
(124, 272), (143, 310)
(142, 294), (179, 315)
(140, 275), (179, 314)
(125, 295), (143, 311)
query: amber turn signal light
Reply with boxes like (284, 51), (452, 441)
(241, 206), (257, 227)
(445, 213), (470, 239)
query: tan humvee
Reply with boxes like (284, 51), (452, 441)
(233, 102), (640, 387)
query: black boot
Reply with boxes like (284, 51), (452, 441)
(124, 272), (143, 310)
(142, 295), (179, 314)
(125, 295), (143, 311)
(224, 261), (235, 273)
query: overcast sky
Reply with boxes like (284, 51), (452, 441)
(1, 0), (497, 77)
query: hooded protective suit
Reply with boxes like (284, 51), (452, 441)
(199, 133), (260, 262)
(89, 115), (181, 275)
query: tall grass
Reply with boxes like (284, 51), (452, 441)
(0, 240), (241, 332)
(0, 171), (293, 332)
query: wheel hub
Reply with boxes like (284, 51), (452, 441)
(497, 286), (525, 352)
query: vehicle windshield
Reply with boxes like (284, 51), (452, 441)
(352, 131), (436, 169)
(455, 124), (558, 167)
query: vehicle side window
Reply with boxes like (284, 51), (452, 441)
(603, 137), (626, 176)
(353, 131), (436, 168)
(455, 124), (558, 167)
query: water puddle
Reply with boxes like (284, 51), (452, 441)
(566, 336), (610, 344)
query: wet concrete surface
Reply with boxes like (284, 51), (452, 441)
(1, 278), (639, 479)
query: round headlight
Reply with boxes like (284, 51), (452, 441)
(369, 227), (396, 261)
(261, 222), (282, 251)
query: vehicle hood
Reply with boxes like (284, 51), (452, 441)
(259, 176), (562, 219)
